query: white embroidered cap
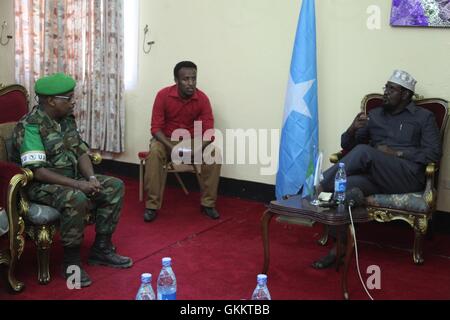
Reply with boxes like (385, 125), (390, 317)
(388, 70), (417, 92)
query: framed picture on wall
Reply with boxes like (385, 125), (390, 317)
(390, 0), (450, 27)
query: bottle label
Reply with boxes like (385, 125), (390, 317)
(335, 180), (346, 193)
(136, 287), (155, 300)
(137, 293), (152, 300)
(158, 292), (176, 300)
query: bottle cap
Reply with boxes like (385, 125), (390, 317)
(141, 273), (152, 283)
(257, 274), (267, 283)
(162, 257), (172, 266)
(339, 162), (345, 168)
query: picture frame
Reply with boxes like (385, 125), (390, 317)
(390, 0), (450, 27)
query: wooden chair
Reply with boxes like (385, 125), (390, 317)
(138, 151), (202, 202)
(327, 93), (448, 264)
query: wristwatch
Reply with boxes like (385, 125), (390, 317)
(396, 151), (404, 158)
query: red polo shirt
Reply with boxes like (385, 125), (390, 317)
(151, 85), (214, 138)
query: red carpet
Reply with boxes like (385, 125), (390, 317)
(1, 175), (450, 300)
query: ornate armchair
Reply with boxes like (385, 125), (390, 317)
(0, 84), (29, 292)
(0, 167), (28, 293)
(328, 93), (448, 264)
(0, 84), (100, 285)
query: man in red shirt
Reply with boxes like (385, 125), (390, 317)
(143, 61), (221, 222)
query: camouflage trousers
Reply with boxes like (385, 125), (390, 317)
(27, 175), (124, 248)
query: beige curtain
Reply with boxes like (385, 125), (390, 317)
(15, 0), (125, 153)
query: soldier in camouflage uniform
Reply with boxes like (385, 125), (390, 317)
(12, 73), (133, 287)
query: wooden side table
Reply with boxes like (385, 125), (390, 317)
(261, 195), (371, 299)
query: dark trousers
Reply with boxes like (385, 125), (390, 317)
(321, 144), (424, 196)
(321, 144), (424, 244)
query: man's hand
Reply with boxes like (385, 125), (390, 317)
(77, 177), (102, 196)
(88, 176), (102, 192)
(348, 112), (369, 134)
(376, 145), (398, 156)
(153, 131), (176, 155)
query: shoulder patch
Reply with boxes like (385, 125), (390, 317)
(20, 124), (46, 166)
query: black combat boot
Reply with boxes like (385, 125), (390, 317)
(88, 234), (133, 268)
(62, 246), (92, 287)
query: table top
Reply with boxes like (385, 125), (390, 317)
(267, 195), (371, 225)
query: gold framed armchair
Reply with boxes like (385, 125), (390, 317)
(0, 166), (28, 293)
(329, 93), (448, 264)
(0, 84), (30, 292)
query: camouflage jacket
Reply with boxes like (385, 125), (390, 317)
(12, 105), (89, 178)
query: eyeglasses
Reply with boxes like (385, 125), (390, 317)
(54, 95), (75, 103)
(382, 84), (403, 94)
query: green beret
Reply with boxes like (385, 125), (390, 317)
(34, 73), (76, 96)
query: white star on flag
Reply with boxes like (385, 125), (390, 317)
(283, 77), (315, 126)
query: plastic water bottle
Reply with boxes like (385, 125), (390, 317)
(135, 273), (155, 300)
(334, 162), (347, 204)
(251, 274), (271, 300)
(157, 257), (177, 300)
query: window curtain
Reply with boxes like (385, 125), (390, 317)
(14, 0), (125, 153)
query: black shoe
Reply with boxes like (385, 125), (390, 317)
(311, 252), (344, 269)
(311, 253), (337, 269)
(144, 208), (157, 222)
(201, 206), (220, 220)
(62, 264), (92, 287)
(87, 234), (133, 269)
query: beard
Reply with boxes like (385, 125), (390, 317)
(382, 102), (395, 112)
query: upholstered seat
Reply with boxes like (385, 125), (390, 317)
(0, 208), (8, 237)
(27, 204), (61, 226)
(366, 192), (429, 213)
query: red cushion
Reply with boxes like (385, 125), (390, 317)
(419, 102), (447, 131)
(366, 97), (384, 113)
(0, 87), (28, 123)
(138, 151), (149, 160)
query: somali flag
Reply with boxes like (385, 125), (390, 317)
(275, 0), (319, 200)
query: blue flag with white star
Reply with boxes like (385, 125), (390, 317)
(276, 0), (319, 200)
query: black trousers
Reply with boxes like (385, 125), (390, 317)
(321, 144), (425, 244)
(321, 144), (424, 196)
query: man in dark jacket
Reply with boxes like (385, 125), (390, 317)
(313, 70), (442, 269)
